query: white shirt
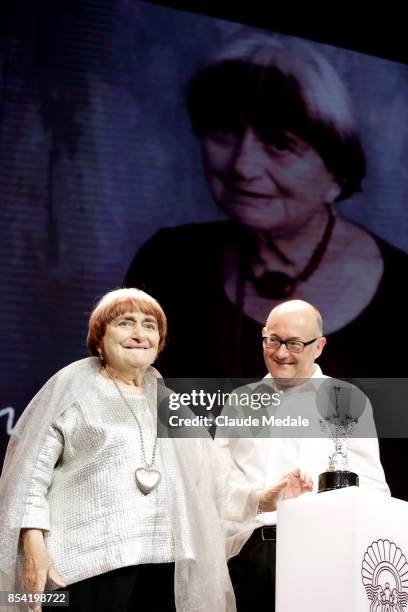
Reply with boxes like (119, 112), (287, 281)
(216, 364), (390, 526)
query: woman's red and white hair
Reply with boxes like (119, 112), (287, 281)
(87, 288), (167, 356)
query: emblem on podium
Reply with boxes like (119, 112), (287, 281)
(362, 539), (408, 611)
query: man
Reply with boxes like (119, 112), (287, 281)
(217, 299), (389, 611)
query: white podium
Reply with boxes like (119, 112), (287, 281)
(276, 487), (408, 611)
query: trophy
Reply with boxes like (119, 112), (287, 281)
(317, 380), (365, 493)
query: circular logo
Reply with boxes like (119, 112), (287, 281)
(362, 539), (408, 611)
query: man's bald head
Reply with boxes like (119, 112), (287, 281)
(266, 300), (323, 336)
(263, 299), (326, 382)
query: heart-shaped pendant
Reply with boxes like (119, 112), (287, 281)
(135, 468), (161, 495)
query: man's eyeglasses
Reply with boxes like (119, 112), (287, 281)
(262, 336), (319, 353)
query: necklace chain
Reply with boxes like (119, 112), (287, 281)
(249, 203), (336, 299)
(106, 368), (158, 469)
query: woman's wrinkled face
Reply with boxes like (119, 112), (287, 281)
(201, 127), (340, 236)
(100, 311), (160, 373)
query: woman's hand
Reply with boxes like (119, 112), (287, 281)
(21, 529), (66, 612)
(258, 467), (313, 513)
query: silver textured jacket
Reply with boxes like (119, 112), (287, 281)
(21, 374), (176, 584)
(2, 358), (259, 612)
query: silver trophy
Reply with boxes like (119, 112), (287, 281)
(317, 381), (364, 493)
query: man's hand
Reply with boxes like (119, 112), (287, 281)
(21, 529), (66, 612)
(258, 467), (313, 512)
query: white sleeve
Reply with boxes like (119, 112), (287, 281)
(214, 436), (267, 489)
(209, 439), (261, 522)
(20, 424), (64, 530)
(348, 397), (390, 496)
(348, 436), (390, 496)
(206, 439), (261, 559)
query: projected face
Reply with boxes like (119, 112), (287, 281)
(201, 127), (340, 236)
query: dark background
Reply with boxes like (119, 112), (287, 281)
(1, 0), (407, 498)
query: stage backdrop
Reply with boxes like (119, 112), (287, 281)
(1, 1), (407, 491)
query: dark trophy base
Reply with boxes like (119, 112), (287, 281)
(318, 470), (359, 493)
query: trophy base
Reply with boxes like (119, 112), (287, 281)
(318, 470), (359, 493)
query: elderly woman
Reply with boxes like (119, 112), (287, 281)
(0, 288), (311, 612)
(125, 31), (407, 379)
